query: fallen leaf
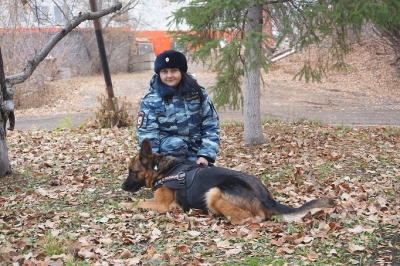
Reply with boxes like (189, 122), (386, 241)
(120, 249), (132, 258)
(348, 243), (365, 253)
(226, 248), (242, 256)
(98, 216), (109, 223)
(79, 212), (90, 218)
(188, 231), (201, 237)
(78, 248), (97, 259)
(118, 202), (137, 209)
(216, 240), (230, 248)
(347, 225), (364, 234)
(99, 238), (113, 245)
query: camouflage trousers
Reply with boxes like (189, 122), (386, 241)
(160, 137), (197, 162)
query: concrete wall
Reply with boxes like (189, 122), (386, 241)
(129, 53), (155, 72)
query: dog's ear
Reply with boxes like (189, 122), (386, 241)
(139, 138), (153, 167)
(140, 139), (152, 154)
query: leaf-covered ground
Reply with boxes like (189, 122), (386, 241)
(1, 120), (399, 265)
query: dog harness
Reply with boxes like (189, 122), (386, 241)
(153, 163), (206, 212)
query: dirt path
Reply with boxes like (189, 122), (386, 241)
(13, 71), (400, 130)
(13, 44), (400, 130)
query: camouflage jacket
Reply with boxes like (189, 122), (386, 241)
(136, 74), (220, 162)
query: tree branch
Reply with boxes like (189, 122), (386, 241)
(103, 0), (139, 28)
(5, 2), (122, 87)
(266, 0), (291, 4)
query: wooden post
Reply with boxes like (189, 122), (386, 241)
(89, 0), (119, 127)
(0, 47), (11, 177)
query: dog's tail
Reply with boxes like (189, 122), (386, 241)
(269, 198), (335, 222)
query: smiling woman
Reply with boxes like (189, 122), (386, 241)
(135, 50), (221, 166)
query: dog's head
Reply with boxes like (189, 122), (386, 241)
(121, 139), (164, 192)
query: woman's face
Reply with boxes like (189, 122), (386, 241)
(159, 68), (182, 88)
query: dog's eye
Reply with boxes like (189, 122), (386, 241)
(129, 169), (135, 175)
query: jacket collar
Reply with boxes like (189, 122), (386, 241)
(151, 74), (197, 98)
(153, 75), (177, 98)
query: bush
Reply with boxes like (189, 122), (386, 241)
(85, 94), (135, 128)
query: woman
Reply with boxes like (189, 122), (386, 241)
(136, 50), (220, 165)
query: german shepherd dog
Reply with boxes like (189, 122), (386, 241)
(121, 139), (335, 224)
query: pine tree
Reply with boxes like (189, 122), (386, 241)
(169, 0), (400, 145)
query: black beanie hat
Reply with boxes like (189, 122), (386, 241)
(154, 50), (188, 74)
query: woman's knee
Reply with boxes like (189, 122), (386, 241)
(160, 137), (188, 158)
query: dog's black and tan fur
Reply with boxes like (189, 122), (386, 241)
(121, 139), (335, 224)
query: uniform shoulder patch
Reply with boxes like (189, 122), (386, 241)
(137, 111), (145, 128)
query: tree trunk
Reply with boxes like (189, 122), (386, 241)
(0, 131), (11, 176)
(243, 1), (265, 146)
(0, 48), (11, 177)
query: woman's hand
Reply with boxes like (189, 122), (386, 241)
(196, 156), (208, 165)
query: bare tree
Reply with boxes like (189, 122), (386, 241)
(0, 0), (140, 105)
(0, 48), (13, 176)
(0, 2), (122, 178)
(100, 0), (140, 28)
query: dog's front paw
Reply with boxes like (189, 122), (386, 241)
(169, 202), (183, 211)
